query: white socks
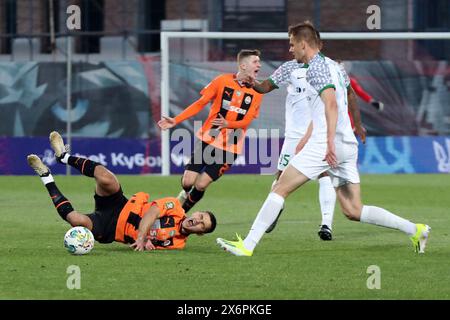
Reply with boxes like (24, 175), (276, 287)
(243, 192), (285, 251)
(40, 174), (54, 185)
(360, 205), (417, 235)
(318, 176), (336, 229)
(60, 153), (70, 164)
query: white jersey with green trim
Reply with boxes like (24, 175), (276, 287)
(269, 60), (312, 139)
(306, 53), (357, 145)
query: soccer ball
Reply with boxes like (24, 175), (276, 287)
(63, 226), (94, 255)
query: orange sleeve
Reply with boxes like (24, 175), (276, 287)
(174, 96), (209, 125)
(174, 77), (220, 125)
(151, 197), (183, 217)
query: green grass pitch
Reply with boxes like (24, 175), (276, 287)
(0, 174), (449, 299)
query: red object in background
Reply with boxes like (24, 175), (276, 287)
(348, 76), (374, 129)
(350, 77), (373, 103)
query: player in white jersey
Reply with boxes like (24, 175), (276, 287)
(253, 59), (337, 240)
(253, 52), (367, 239)
(217, 22), (430, 256)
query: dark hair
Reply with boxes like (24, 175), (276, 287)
(237, 49), (261, 63)
(288, 21), (321, 48)
(204, 210), (217, 234)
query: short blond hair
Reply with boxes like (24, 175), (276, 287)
(288, 21), (321, 48)
(237, 49), (261, 63)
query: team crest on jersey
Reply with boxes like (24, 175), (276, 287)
(165, 202), (174, 210)
(169, 230), (176, 237)
(244, 96), (252, 104)
(236, 91), (241, 96)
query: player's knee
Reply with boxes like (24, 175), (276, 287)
(342, 205), (361, 221)
(271, 182), (289, 198)
(67, 213), (84, 227)
(194, 179), (210, 191)
(96, 166), (117, 185)
(181, 176), (194, 191)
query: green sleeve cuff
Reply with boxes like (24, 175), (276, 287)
(318, 84), (336, 95)
(268, 78), (279, 89)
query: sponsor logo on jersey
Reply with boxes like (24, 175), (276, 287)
(244, 96), (252, 104)
(222, 103), (247, 115)
(164, 202), (174, 210)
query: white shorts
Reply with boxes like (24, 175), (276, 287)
(277, 137), (303, 171)
(289, 140), (360, 187)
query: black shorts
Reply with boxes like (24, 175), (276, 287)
(86, 188), (128, 244)
(185, 140), (238, 181)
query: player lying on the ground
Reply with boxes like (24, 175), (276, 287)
(217, 22), (430, 256)
(27, 131), (217, 251)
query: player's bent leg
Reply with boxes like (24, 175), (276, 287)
(178, 170), (199, 205)
(337, 182), (431, 253)
(264, 165), (310, 236)
(265, 170), (285, 234)
(181, 170), (198, 190)
(335, 182), (363, 221)
(94, 165), (120, 197)
(66, 211), (93, 230)
(271, 170), (282, 190)
(183, 172), (213, 212)
(50, 131), (102, 178)
(28, 154), (75, 222)
(194, 172), (214, 191)
(272, 164), (310, 199)
(219, 165), (310, 256)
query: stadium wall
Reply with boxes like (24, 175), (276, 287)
(1, 59), (449, 175)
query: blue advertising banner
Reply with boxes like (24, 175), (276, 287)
(1, 136), (449, 175)
(0, 137), (161, 175)
(358, 136), (450, 174)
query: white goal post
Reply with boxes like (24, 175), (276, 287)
(160, 31), (450, 176)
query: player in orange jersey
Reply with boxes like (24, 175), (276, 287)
(158, 49), (264, 212)
(27, 131), (216, 251)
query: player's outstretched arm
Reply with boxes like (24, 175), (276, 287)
(240, 72), (276, 94)
(130, 205), (160, 251)
(158, 96), (211, 131)
(158, 116), (176, 130)
(252, 79), (277, 94)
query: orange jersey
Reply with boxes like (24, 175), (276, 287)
(176, 74), (263, 154)
(115, 193), (188, 250)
